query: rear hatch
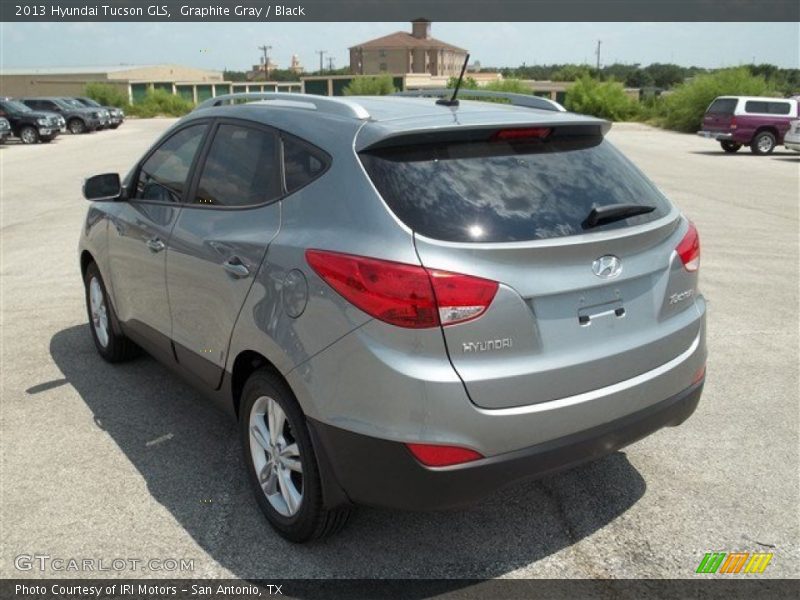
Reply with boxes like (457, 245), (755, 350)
(703, 97), (737, 131)
(359, 124), (701, 409)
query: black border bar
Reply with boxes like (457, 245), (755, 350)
(1, 1), (799, 22)
(3, 579), (800, 600)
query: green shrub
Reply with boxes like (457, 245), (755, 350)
(84, 82), (130, 110)
(342, 75), (396, 96)
(446, 75), (479, 89)
(659, 68), (776, 132)
(482, 79), (532, 94)
(128, 89), (194, 117)
(564, 76), (639, 121)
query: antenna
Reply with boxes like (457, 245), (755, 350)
(437, 53), (470, 107)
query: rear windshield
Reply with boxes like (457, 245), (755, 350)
(706, 98), (737, 114)
(360, 134), (671, 243)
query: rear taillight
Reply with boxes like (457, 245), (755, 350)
(406, 443), (484, 467)
(676, 222), (700, 272)
(305, 250), (498, 329)
(730, 116), (737, 129)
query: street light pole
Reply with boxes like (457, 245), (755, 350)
(595, 40), (602, 71)
(258, 44), (272, 79)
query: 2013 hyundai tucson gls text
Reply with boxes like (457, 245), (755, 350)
(78, 92), (706, 542)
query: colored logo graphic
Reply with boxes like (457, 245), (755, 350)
(696, 552), (773, 574)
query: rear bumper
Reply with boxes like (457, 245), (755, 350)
(310, 379), (703, 511)
(697, 130), (734, 141)
(785, 136), (800, 152)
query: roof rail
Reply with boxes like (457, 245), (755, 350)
(393, 89), (566, 112)
(193, 92), (371, 120)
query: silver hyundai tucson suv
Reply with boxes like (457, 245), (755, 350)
(79, 92), (706, 542)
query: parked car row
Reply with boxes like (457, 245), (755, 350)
(0, 96), (125, 144)
(698, 95), (800, 154)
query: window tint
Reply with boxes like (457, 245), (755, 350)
(193, 124), (280, 207)
(360, 135), (671, 243)
(135, 124), (207, 203)
(768, 102), (791, 115)
(707, 98), (737, 114)
(744, 100), (791, 114)
(282, 135), (328, 193)
(745, 101), (769, 113)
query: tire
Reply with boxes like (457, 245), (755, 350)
(83, 262), (139, 362)
(750, 131), (776, 155)
(110, 124), (120, 129)
(720, 141), (741, 153)
(19, 125), (39, 144)
(68, 118), (86, 135)
(240, 369), (352, 542)
(40, 136), (54, 144)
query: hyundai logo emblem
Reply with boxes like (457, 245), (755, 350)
(592, 255), (623, 279)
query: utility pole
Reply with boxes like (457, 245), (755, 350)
(595, 40), (602, 71)
(316, 50), (327, 74)
(327, 57), (335, 72)
(258, 44), (272, 79)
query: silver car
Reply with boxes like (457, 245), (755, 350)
(79, 92), (706, 542)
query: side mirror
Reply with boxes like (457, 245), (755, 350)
(83, 173), (122, 201)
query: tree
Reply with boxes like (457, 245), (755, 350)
(661, 67), (776, 131)
(342, 75), (396, 96)
(564, 76), (639, 121)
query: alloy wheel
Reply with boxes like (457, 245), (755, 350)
(88, 277), (109, 348)
(248, 396), (304, 517)
(21, 128), (37, 144)
(757, 135), (774, 153)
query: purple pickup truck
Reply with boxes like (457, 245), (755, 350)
(698, 95), (800, 155)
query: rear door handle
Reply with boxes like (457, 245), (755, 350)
(223, 256), (250, 279)
(146, 237), (165, 253)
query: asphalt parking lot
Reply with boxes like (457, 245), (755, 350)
(1, 119), (798, 579)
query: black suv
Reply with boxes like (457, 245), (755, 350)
(0, 98), (64, 144)
(73, 97), (124, 129)
(21, 97), (104, 134)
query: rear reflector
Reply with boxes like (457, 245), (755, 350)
(406, 443), (484, 467)
(305, 250), (497, 328)
(692, 365), (706, 385)
(491, 127), (551, 142)
(676, 222), (700, 272)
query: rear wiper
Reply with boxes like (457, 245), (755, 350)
(582, 203), (656, 230)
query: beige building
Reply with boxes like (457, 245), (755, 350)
(0, 64), (223, 102)
(350, 20), (468, 77)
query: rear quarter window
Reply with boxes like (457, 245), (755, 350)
(282, 135), (329, 194)
(360, 133), (672, 243)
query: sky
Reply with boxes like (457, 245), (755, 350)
(1, 22), (798, 72)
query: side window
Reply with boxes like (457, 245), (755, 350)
(135, 124), (207, 203)
(192, 123), (280, 207)
(282, 135), (329, 194)
(745, 101), (768, 113)
(768, 102), (790, 115)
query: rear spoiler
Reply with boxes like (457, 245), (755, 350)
(393, 89), (566, 112)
